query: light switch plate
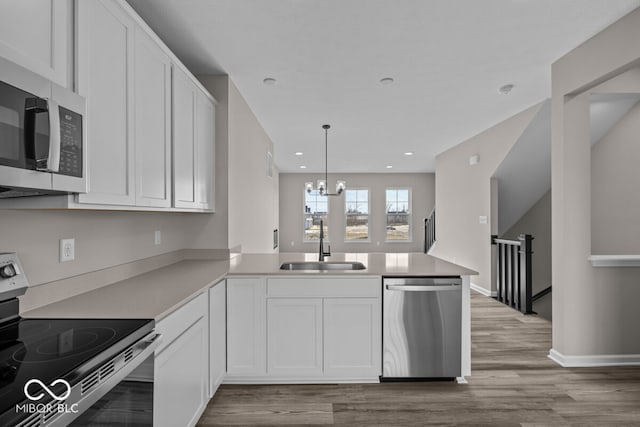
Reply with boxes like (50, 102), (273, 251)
(479, 216), (488, 224)
(154, 230), (162, 245)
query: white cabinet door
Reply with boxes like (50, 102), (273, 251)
(173, 67), (214, 211)
(324, 298), (381, 377)
(267, 298), (323, 376)
(76, 0), (135, 206)
(134, 28), (171, 207)
(154, 316), (208, 427)
(0, 0), (71, 87)
(195, 91), (215, 211)
(209, 280), (226, 396)
(172, 66), (198, 209)
(226, 278), (266, 376)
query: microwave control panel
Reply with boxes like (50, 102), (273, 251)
(57, 105), (83, 177)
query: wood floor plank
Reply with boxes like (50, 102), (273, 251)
(197, 293), (640, 426)
(197, 402), (334, 425)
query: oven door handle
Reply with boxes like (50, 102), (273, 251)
(137, 332), (162, 352)
(385, 284), (461, 292)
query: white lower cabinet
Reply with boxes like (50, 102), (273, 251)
(267, 298), (323, 376)
(324, 298), (381, 377)
(209, 280), (226, 396)
(154, 293), (208, 427)
(226, 276), (381, 383)
(226, 277), (266, 376)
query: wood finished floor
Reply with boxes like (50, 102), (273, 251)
(197, 294), (640, 426)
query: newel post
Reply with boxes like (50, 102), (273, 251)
(518, 234), (534, 314)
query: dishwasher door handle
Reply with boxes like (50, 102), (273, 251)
(385, 284), (461, 292)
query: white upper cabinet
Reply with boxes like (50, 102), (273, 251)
(76, 0), (136, 206)
(73, 0), (214, 211)
(173, 65), (215, 211)
(134, 28), (171, 207)
(195, 90), (215, 211)
(0, 0), (72, 87)
(172, 66), (198, 208)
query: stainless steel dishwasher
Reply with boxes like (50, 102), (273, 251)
(382, 276), (461, 379)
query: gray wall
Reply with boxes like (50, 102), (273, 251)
(1, 209), (198, 286)
(551, 7), (640, 358)
(592, 101), (640, 254)
(431, 103), (543, 291)
(279, 173), (434, 253)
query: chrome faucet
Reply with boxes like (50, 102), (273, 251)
(318, 219), (331, 261)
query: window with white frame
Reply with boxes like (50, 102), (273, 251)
(345, 189), (369, 241)
(385, 188), (411, 241)
(304, 189), (328, 241)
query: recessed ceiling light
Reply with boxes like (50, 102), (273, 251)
(380, 77), (394, 85)
(299, 165), (307, 169)
(386, 165), (393, 169)
(498, 84), (514, 95)
(404, 152), (414, 156)
(295, 152), (303, 156)
(263, 77), (277, 86)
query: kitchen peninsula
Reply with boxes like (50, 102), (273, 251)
(21, 252), (476, 427)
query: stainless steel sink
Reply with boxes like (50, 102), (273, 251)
(279, 261), (366, 271)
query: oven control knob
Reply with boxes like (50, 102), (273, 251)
(0, 264), (17, 279)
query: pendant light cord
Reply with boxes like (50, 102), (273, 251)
(325, 125), (329, 189)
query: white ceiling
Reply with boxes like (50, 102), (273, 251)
(127, 0), (640, 173)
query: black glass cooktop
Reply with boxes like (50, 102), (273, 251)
(0, 317), (153, 418)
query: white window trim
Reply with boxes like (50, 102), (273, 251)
(344, 187), (371, 243)
(384, 187), (412, 243)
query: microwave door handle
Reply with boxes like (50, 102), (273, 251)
(24, 97), (60, 172)
(24, 97), (44, 167)
(45, 98), (60, 172)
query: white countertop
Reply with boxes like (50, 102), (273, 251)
(23, 260), (229, 321)
(23, 253), (476, 321)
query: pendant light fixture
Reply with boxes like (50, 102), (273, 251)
(305, 124), (345, 196)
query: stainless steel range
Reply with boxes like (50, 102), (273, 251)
(0, 253), (161, 427)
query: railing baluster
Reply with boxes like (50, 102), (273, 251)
(508, 244), (513, 308)
(497, 243), (503, 303)
(511, 245), (518, 308)
(514, 244), (521, 311)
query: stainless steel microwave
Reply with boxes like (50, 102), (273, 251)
(0, 56), (86, 198)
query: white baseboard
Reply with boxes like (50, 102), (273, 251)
(549, 348), (640, 367)
(470, 283), (496, 297)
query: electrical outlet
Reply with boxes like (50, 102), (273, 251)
(60, 238), (75, 262)
(154, 230), (162, 245)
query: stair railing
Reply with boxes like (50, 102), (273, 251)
(491, 234), (534, 314)
(424, 208), (436, 253)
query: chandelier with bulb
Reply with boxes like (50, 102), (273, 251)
(305, 124), (346, 196)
